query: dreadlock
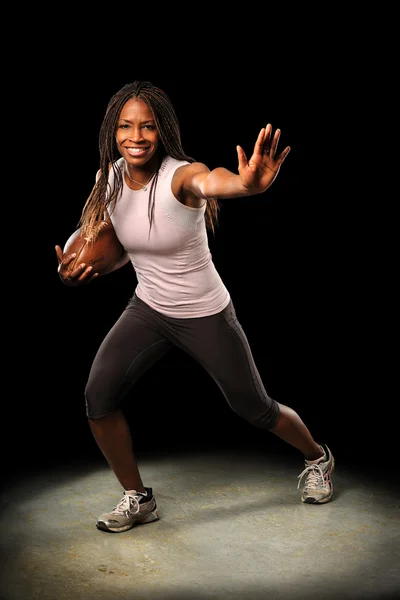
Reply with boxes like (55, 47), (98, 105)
(78, 81), (220, 240)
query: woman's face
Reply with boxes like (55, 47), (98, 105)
(116, 98), (160, 168)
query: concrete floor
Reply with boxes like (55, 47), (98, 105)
(0, 446), (399, 600)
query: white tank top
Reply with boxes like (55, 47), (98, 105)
(108, 155), (230, 318)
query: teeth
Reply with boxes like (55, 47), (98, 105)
(129, 148), (146, 153)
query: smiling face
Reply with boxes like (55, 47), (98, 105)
(116, 98), (160, 171)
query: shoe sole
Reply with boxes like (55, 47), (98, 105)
(303, 491), (333, 504)
(96, 509), (160, 533)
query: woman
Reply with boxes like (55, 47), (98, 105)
(56, 81), (334, 534)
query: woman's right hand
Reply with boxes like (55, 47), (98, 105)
(55, 245), (99, 287)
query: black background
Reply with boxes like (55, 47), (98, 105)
(6, 55), (393, 481)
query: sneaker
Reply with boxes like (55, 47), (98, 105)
(96, 487), (159, 533)
(297, 444), (335, 504)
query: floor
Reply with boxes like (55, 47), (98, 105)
(1, 443), (399, 600)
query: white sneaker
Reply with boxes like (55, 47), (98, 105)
(297, 444), (335, 504)
(96, 487), (159, 533)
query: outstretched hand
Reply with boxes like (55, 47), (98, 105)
(237, 124), (291, 193)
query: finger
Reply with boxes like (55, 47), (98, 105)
(269, 128), (282, 156)
(73, 268), (100, 285)
(253, 128), (266, 157)
(75, 264), (101, 280)
(275, 145), (291, 165)
(237, 145), (248, 171)
(55, 245), (63, 264)
(67, 263), (89, 278)
(63, 264), (98, 286)
(263, 124), (272, 153)
(61, 252), (77, 268)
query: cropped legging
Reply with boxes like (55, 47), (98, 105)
(85, 294), (280, 429)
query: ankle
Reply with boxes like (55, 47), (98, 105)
(125, 488), (147, 496)
(305, 444), (324, 461)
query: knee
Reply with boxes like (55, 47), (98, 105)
(238, 397), (281, 430)
(87, 411), (113, 422)
(251, 403), (280, 430)
(84, 379), (119, 421)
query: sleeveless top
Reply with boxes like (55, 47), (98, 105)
(107, 155), (230, 318)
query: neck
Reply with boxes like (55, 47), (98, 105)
(124, 161), (158, 190)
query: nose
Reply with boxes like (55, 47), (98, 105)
(130, 126), (144, 142)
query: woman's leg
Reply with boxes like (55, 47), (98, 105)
(171, 300), (334, 503)
(85, 296), (172, 491)
(171, 301), (323, 458)
(89, 410), (147, 492)
(270, 403), (323, 460)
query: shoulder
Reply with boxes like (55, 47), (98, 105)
(170, 161), (210, 208)
(159, 156), (209, 182)
(158, 156), (190, 180)
(172, 160), (210, 188)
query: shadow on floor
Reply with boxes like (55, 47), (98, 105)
(1, 443), (399, 600)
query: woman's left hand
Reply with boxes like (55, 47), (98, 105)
(237, 124), (291, 193)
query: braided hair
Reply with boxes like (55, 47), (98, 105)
(78, 81), (220, 240)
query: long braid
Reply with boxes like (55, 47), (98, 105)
(78, 81), (220, 240)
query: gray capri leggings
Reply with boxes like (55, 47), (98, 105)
(85, 294), (280, 429)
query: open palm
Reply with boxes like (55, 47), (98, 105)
(237, 124), (291, 193)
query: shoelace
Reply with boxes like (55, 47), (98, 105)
(297, 464), (327, 490)
(110, 494), (142, 516)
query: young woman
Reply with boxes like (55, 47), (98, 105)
(56, 81), (334, 533)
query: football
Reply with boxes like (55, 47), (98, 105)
(63, 221), (125, 276)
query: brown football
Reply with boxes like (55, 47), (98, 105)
(63, 221), (125, 276)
